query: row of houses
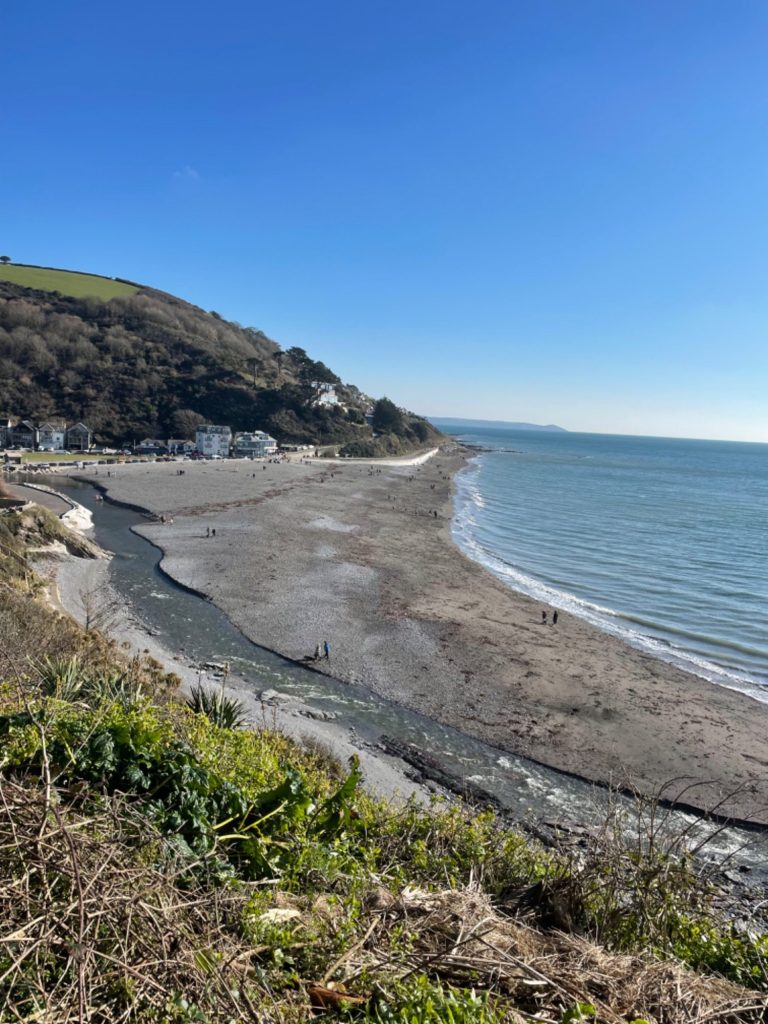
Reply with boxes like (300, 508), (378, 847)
(2, 417), (279, 460)
(136, 427), (279, 459)
(0, 418), (92, 451)
(197, 426), (279, 458)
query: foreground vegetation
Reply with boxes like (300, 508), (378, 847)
(0, 507), (766, 1022)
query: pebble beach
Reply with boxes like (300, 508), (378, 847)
(68, 450), (768, 824)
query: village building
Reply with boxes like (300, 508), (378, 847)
(9, 420), (38, 449)
(311, 382), (343, 409)
(135, 438), (168, 455)
(232, 430), (278, 458)
(65, 423), (92, 451)
(195, 424), (232, 457)
(0, 417), (12, 449)
(37, 419), (68, 451)
(167, 438), (196, 455)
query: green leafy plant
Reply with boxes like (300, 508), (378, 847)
(349, 977), (504, 1024)
(561, 1004), (596, 1024)
(0, 699), (365, 881)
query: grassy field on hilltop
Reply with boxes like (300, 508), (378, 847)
(0, 263), (138, 299)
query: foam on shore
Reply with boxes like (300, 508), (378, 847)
(452, 455), (768, 704)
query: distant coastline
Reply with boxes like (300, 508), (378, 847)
(428, 416), (567, 432)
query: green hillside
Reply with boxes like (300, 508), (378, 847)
(0, 263), (138, 300)
(0, 264), (442, 450)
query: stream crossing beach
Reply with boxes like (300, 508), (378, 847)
(51, 447), (768, 826)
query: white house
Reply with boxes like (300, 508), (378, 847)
(312, 382), (341, 408)
(195, 424), (232, 457)
(167, 438), (196, 455)
(232, 430), (278, 458)
(38, 420), (67, 451)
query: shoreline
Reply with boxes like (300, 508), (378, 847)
(46, 527), (768, 839)
(450, 452), (768, 705)
(57, 452), (768, 822)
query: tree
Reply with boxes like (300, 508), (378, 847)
(412, 419), (430, 442)
(0, 257), (10, 265)
(168, 408), (206, 438)
(372, 397), (404, 435)
(286, 346), (340, 386)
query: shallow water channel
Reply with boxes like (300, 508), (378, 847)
(49, 476), (768, 876)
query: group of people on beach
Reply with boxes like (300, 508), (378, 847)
(312, 640), (331, 661)
(542, 609), (559, 625)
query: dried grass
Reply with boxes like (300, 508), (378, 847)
(0, 777), (270, 1024)
(2, 775), (767, 1023)
(340, 887), (768, 1024)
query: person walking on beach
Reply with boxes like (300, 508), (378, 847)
(314, 642), (322, 661)
(324, 639), (331, 660)
(541, 610), (547, 624)
(211, 528), (216, 537)
(553, 610), (559, 626)
(206, 527), (210, 538)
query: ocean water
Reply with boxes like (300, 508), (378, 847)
(441, 425), (768, 698)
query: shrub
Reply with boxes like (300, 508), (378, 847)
(186, 683), (248, 729)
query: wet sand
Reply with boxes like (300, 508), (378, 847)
(72, 452), (768, 822)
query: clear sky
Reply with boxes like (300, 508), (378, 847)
(4, 1), (768, 441)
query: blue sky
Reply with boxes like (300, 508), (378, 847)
(4, 1), (768, 441)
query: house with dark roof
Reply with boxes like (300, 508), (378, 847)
(0, 416), (12, 449)
(232, 430), (278, 458)
(9, 420), (37, 449)
(135, 438), (168, 455)
(65, 422), (92, 451)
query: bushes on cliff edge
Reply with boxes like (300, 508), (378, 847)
(0, 550), (766, 1021)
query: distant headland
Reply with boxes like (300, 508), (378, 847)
(428, 416), (567, 432)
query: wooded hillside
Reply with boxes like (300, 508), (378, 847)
(0, 273), (441, 449)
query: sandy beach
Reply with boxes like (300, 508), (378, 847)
(68, 450), (768, 823)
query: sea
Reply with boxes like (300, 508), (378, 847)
(437, 423), (768, 700)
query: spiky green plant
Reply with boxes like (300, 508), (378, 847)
(186, 685), (248, 729)
(36, 655), (84, 701)
(86, 670), (145, 708)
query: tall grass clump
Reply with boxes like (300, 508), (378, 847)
(186, 683), (248, 729)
